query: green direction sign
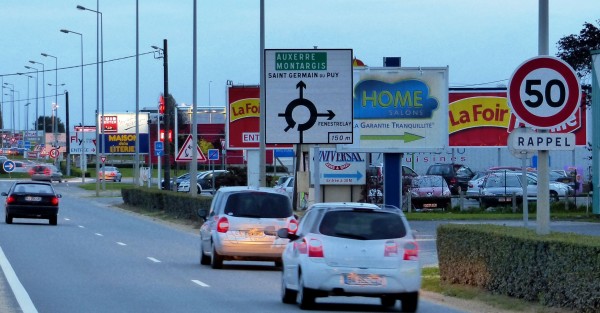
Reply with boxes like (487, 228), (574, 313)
(274, 52), (327, 71)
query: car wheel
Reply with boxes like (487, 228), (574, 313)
(200, 241), (210, 265)
(297, 273), (315, 310)
(550, 191), (559, 202)
(5, 213), (12, 224)
(210, 244), (223, 269)
(49, 215), (58, 226)
(380, 296), (396, 307)
(400, 292), (419, 313)
(274, 260), (283, 268)
(281, 272), (297, 304)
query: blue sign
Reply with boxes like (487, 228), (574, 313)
(208, 149), (219, 161)
(98, 134), (150, 154)
(155, 150), (164, 156)
(155, 141), (164, 151)
(24, 141), (31, 149)
(274, 149), (294, 158)
(3, 160), (15, 173)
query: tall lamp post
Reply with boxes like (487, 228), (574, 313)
(24, 65), (39, 141)
(61, 29), (85, 183)
(77, 4), (104, 194)
(29, 60), (46, 146)
(42, 53), (59, 149)
(17, 74), (33, 130)
(3, 83), (15, 137)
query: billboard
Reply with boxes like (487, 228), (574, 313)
(99, 113), (149, 134)
(226, 85), (292, 150)
(339, 67), (449, 152)
(449, 89), (587, 147)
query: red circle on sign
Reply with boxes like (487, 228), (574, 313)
(49, 149), (59, 159)
(508, 56), (580, 129)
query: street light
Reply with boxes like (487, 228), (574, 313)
(29, 60), (46, 145)
(3, 83), (15, 136)
(42, 52), (59, 150)
(24, 65), (39, 137)
(61, 28), (85, 183)
(77, 4), (104, 194)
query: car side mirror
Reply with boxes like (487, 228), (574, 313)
(277, 228), (299, 241)
(197, 209), (208, 219)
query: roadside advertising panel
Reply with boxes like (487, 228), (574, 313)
(226, 85), (292, 150)
(69, 130), (97, 155)
(309, 148), (366, 185)
(448, 89), (586, 147)
(338, 67), (449, 152)
(95, 113), (150, 155)
(99, 133), (150, 154)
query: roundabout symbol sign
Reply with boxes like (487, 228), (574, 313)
(508, 56), (581, 129)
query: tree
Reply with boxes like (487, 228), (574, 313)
(35, 116), (65, 133)
(556, 19), (600, 104)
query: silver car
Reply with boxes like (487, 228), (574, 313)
(197, 186), (298, 269)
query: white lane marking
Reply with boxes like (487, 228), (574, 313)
(147, 257), (161, 263)
(191, 280), (210, 287)
(64, 218), (70, 221)
(116, 242), (127, 246)
(78, 225), (85, 228)
(0, 246), (38, 313)
(95, 233), (103, 237)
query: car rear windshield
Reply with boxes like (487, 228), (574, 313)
(319, 210), (406, 240)
(14, 184), (54, 194)
(224, 192), (293, 218)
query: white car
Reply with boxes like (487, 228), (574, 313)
(274, 176), (294, 200)
(277, 202), (421, 311)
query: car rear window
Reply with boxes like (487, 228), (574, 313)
(14, 184), (54, 194)
(319, 210), (406, 240)
(224, 192), (292, 218)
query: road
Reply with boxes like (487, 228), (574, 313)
(0, 180), (471, 313)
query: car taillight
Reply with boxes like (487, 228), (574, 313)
(295, 239), (308, 254)
(403, 241), (419, 261)
(384, 240), (398, 257)
(44, 168), (51, 175)
(6, 195), (15, 204)
(216, 217), (229, 233)
(449, 177), (457, 185)
(307, 238), (324, 258)
(287, 219), (298, 235)
(51, 196), (59, 206)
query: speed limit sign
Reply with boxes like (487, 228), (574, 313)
(508, 56), (581, 129)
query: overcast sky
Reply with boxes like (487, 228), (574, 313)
(0, 0), (598, 131)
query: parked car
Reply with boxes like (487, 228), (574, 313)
(29, 164), (63, 183)
(409, 175), (451, 209)
(177, 170), (229, 194)
(274, 176), (294, 200)
(367, 165), (419, 194)
(98, 166), (122, 182)
(2, 181), (62, 225)
(197, 186), (297, 269)
(479, 171), (573, 207)
(425, 163), (475, 195)
(277, 202), (420, 311)
(161, 172), (191, 190)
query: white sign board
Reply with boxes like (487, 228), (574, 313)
(309, 148), (366, 185)
(69, 131), (96, 155)
(264, 49), (353, 144)
(508, 132), (575, 150)
(338, 67), (449, 152)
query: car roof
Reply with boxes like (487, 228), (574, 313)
(217, 186), (282, 194)
(307, 202), (382, 211)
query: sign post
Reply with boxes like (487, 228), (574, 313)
(508, 55), (581, 234)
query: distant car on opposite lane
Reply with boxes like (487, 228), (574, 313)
(98, 166), (122, 182)
(29, 164), (63, 183)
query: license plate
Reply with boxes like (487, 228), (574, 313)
(343, 273), (384, 286)
(423, 203), (438, 208)
(25, 196), (41, 202)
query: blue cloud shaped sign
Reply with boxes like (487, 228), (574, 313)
(353, 79), (439, 119)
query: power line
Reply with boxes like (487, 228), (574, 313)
(0, 51), (155, 78)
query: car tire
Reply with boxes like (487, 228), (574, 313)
(380, 296), (396, 307)
(297, 273), (315, 310)
(281, 273), (297, 304)
(400, 292), (419, 313)
(5, 213), (12, 224)
(200, 241), (210, 265)
(49, 215), (58, 226)
(274, 260), (283, 268)
(210, 244), (223, 269)
(550, 191), (559, 202)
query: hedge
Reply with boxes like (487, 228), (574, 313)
(121, 186), (212, 222)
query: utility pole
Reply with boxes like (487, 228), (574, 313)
(162, 39), (171, 190)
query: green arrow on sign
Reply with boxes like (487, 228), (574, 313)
(360, 132), (424, 143)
